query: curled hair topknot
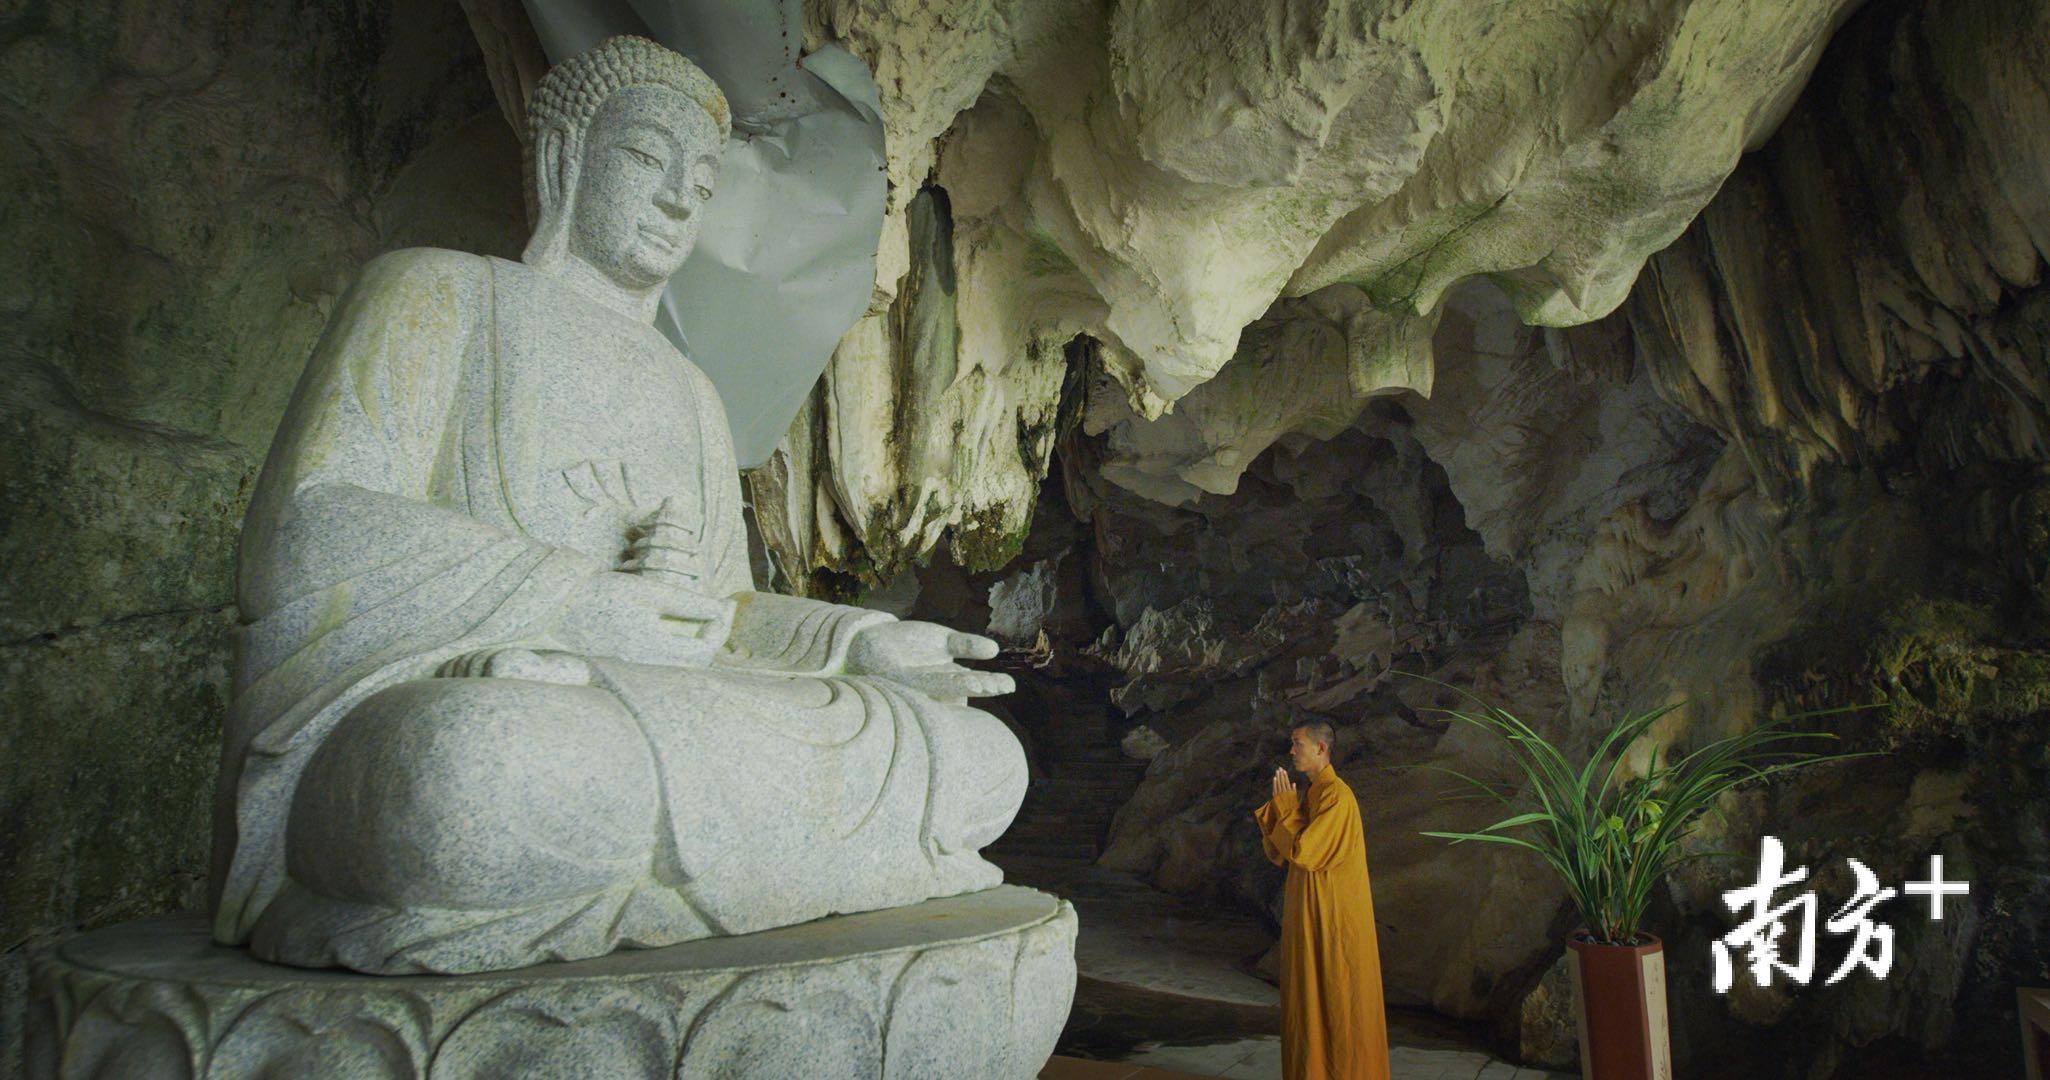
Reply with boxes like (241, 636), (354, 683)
(524, 35), (730, 201)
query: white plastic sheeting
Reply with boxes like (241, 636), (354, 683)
(522, 0), (887, 466)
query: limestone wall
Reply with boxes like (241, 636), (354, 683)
(764, 0), (1865, 583)
(0, 0), (523, 1067)
(985, 0), (2048, 1073)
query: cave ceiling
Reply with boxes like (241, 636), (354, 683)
(732, 0), (1872, 582)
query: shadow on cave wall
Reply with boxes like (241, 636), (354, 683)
(895, 298), (2050, 1080)
(887, 0), (2050, 1073)
(0, 0), (525, 1070)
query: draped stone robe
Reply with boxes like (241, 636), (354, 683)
(211, 249), (1023, 975)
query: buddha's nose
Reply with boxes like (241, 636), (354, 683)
(654, 184), (693, 219)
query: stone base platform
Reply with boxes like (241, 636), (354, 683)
(27, 885), (1077, 1079)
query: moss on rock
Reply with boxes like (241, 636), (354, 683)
(1867, 597), (2050, 742)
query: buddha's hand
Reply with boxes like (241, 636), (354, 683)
(554, 569), (729, 668)
(621, 496), (701, 587)
(843, 621), (1013, 703)
(437, 647), (592, 685)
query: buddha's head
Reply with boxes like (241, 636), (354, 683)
(523, 36), (730, 290)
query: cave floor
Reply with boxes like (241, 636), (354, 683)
(999, 857), (1571, 1080)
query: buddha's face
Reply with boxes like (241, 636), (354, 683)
(565, 85), (722, 289)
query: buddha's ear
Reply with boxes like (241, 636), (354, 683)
(533, 128), (576, 220)
(521, 128), (578, 266)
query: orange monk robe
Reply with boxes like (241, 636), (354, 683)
(1254, 764), (1391, 1080)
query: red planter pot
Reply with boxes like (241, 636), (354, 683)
(1566, 930), (1673, 1080)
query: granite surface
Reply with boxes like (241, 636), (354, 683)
(30, 885), (1076, 1078)
(214, 37), (1028, 976)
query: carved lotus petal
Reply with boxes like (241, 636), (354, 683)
(431, 987), (679, 1079)
(679, 971), (877, 1080)
(211, 989), (424, 1078)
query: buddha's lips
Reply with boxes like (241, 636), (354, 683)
(638, 224), (683, 250)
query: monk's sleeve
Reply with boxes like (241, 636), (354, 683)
(1260, 783), (1355, 872)
(1253, 789), (1302, 868)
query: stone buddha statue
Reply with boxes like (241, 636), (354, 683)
(210, 35), (1026, 976)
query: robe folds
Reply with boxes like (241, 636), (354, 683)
(210, 248), (1022, 973)
(1254, 765), (1391, 1080)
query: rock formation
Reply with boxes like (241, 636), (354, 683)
(1, 4), (525, 1070)
(917, 0), (2047, 1073)
(763, 0), (1864, 582)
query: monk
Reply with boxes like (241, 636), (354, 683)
(1254, 722), (1392, 1080)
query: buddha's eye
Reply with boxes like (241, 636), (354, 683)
(694, 184), (714, 201)
(623, 146), (661, 168)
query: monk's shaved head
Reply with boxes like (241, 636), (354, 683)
(1293, 722), (1335, 754)
(1288, 721), (1337, 774)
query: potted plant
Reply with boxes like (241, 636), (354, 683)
(1411, 687), (1870, 1080)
